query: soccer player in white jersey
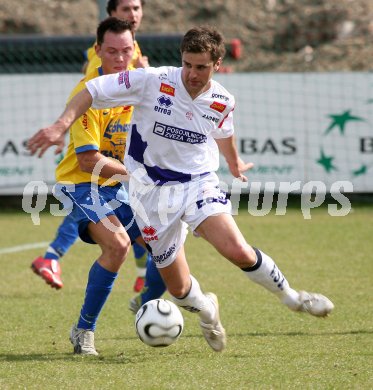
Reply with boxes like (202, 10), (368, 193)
(29, 26), (334, 353)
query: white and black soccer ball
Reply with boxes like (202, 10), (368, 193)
(135, 299), (184, 347)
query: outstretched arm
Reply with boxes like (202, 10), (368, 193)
(28, 88), (93, 157)
(215, 136), (254, 182)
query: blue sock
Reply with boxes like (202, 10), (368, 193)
(44, 215), (79, 260)
(133, 242), (146, 259)
(141, 254), (166, 304)
(77, 261), (118, 330)
(133, 242), (147, 272)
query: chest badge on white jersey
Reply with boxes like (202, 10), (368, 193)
(186, 111), (193, 120)
(154, 95), (173, 116)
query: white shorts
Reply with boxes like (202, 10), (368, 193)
(129, 172), (232, 268)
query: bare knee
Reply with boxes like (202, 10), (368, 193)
(226, 243), (257, 268)
(169, 285), (190, 298)
(102, 235), (131, 265)
(166, 277), (191, 298)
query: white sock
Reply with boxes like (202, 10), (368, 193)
(171, 275), (216, 323)
(243, 248), (300, 310)
(44, 245), (60, 260)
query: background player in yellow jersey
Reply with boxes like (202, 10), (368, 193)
(50, 17), (162, 355)
(85, 0), (150, 293)
(32, 0), (150, 293)
(82, 0), (148, 75)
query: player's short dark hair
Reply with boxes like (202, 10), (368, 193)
(106, 0), (146, 16)
(180, 26), (226, 64)
(96, 17), (134, 45)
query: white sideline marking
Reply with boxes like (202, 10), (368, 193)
(0, 242), (50, 255)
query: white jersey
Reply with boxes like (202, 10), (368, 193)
(86, 66), (235, 185)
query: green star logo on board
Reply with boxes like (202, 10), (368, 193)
(324, 110), (364, 136)
(352, 164), (367, 177)
(316, 108), (372, 180)
(316, 150), (337, 173)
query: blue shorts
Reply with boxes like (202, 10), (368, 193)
(54, 182), (141, 244)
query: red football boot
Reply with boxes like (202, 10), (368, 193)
(31, 256), (63, 289)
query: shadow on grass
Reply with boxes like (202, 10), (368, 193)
(0, 350), (190, 364)
(228, 328), (373, 338)
(103, 328), (373, 342)
(1, 329), (371, 364)
(0, 353), (98, 362)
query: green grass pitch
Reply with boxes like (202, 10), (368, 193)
(0, 205), (372, 389)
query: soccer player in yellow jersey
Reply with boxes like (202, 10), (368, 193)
(83, 0), (149, 292)
(32, 0), (150, 293)
(82, 0), (149, 75)
(49, 18), (164, 355)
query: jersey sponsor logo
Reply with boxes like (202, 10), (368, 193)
(118, 71), (130, 88)
(202, 114), (219, 123)
(160, 83), (175, 96)
(212, 93), (229, 102)
(157, 95), (173, 108)
(143, 236), (158, 243)
(154, 106), (171, 115)
(158, 73), (168, 81)
(82, 113), (89, 130)
(210, 101), (226, 113)
(105, 118), (131, 134)
(153, 122), (207, 144)
(152, 243), (176, 264)
(196, 195), (228, 209)
(154, 96), (173, 115)
(101, 148), (124, 162)
(143, 226), (157, 235)
(142, 226), (158, 242)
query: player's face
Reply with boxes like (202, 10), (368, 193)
(181, 52), (221, 99)
(96, 30), (135, 74)
(111, 0), (143, 32)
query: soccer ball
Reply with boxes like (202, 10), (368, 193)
(135, 299), (184, 347)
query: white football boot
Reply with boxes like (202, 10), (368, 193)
(200, 293), (227, 352)
(295, 291), (334, 317)
(69, 324), (98, 355)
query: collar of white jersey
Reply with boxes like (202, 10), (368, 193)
(177, 67), (213, 101)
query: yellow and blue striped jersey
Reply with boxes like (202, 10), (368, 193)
(56, 67), (133, 186)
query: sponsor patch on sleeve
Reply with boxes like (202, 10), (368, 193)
(210, 101), (226, 113)
(118, 71), (131, 88)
